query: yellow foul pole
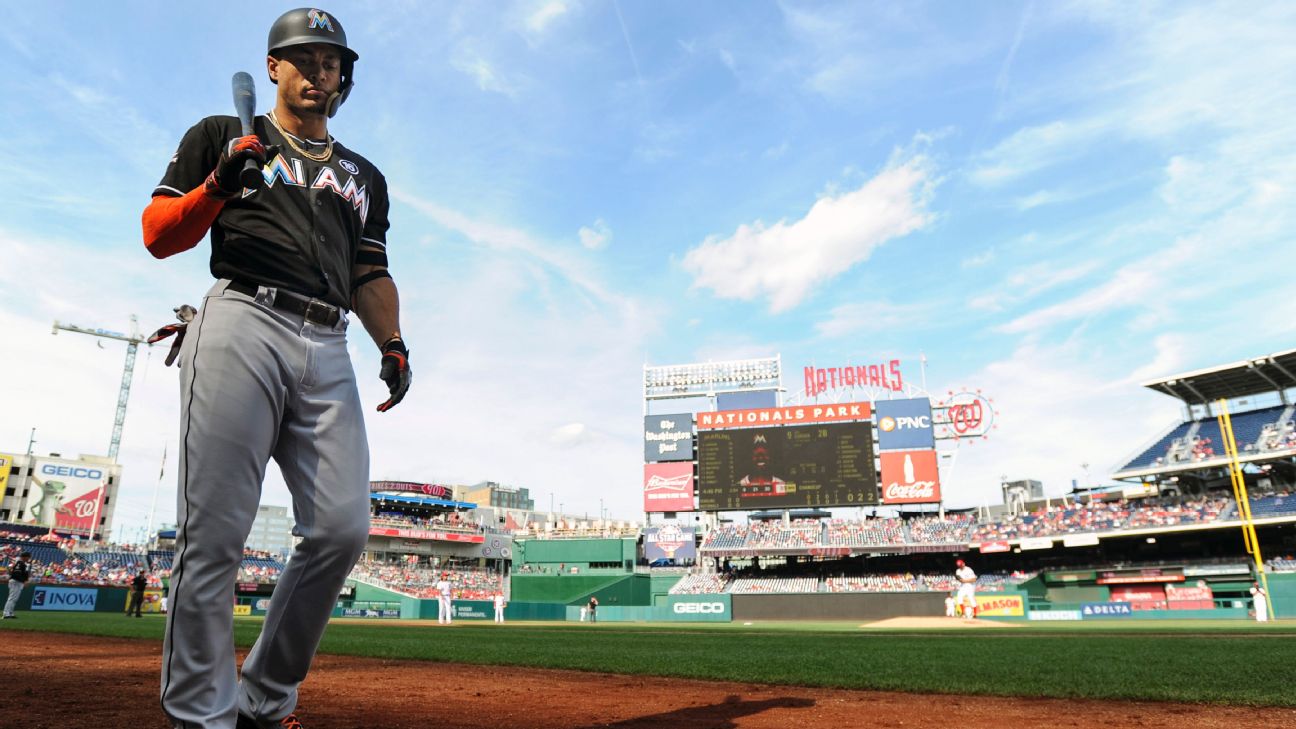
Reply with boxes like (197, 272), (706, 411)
(1216, 399), (1273, 619)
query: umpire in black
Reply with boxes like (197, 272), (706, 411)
(127, 569), (148, 618)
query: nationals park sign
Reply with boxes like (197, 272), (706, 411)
(697, 402), (871, 429)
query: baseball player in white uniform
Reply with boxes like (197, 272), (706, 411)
(944, 592), (956, 618)
(493, 592), (506, 623)
(1251, 583), (1269, 622)
(955, 559), (977, 619)
(436, 574), (453, 624)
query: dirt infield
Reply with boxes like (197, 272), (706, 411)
(3, 632), (1293, 728)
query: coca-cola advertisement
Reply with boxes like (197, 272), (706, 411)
(643, 462), (695, 512)
(879, 450), (941, 504)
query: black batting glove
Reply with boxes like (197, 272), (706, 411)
(377, 337), (411, 412)
(205, 136), (279, 198)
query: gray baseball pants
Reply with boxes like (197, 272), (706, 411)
(4, 579), (24, 616)
(160, 280), (370, 729)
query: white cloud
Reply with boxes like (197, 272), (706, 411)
(526, 1), (570, 34)
(941, 340), (1182, 508)
(578, 219), (611, 250)
(969, 119), (1105, 186)
(451, 47), (517, 97)
(1127, 334), (1189, 384)
(814, 300), (932, 339)
(681, 155), (935, 313)
(960, 249), (995, 268)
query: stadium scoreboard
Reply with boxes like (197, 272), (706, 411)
(697, 422), (878, 510)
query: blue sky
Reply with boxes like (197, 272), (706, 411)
(2, 2), (1294, 538)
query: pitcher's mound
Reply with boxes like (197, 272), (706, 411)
(861, 616), (1018, 629)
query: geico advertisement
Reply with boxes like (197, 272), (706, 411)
(24, 458), (108, 532)
(665, 595), (731, 621)
(974, 594), (1025, 617)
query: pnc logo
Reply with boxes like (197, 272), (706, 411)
(673, 602), (725, 614)
(880, 415), (930, 432)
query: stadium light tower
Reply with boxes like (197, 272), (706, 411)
(51, 316), (149, 462)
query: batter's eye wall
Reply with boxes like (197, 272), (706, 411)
(731, 592), (947, 621)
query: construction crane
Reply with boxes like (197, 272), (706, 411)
(51, 316), (150, 462)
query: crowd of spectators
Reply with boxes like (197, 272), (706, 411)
(1267, 556), (1296, 573)
(728, 576), (819, 594)
(515, 519), (643, 539)
(825, 518), (905, 547)
(668, 570), (1034, 595)
(348, 562), (503, 599)
(370, 511), (481, 533)
(669, 573), (731, 594)
(970, 497), (1228, 542)
(906, 514), (975, 544)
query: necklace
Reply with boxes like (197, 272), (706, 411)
(267, 110), (333, 162)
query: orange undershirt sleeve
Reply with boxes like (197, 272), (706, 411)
(141, 188), (226, 259)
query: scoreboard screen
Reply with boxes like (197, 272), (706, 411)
(696, 421), (877, 511)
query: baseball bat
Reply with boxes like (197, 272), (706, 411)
(231, 72), (262, 189)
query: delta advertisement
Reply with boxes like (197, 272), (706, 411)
(643, 462), (695, 512)
(644, 413), (694, 462)
(974, 594), (1025, 617)
(874, 398), (935, 450)
(644, 524), (697, 562)
(23, 458), (108, 533)
(878, 450), (941, 504)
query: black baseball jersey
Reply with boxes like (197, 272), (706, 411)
(8, 560), (29, 583)
(154, 115), (390, 310)
(132, 575), (148, 593)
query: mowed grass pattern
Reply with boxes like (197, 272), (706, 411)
(5, 614), (1295, 706)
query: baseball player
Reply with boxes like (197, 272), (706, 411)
(1251, 582), (1269, 622)
(944, 592), (956, 618)
(3, 552), (31, 619)
(141, 9), (410, 729)
(955, 559), (977, 619)
(493, 592), (506, 623)
(436, 573), (453, 624)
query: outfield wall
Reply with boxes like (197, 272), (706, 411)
(731, 592), (947, 621)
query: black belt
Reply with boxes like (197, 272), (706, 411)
(227, 280), (341, 326)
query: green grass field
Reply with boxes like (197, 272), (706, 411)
(5, 614), (1295, 706)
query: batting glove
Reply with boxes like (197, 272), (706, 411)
(205, 136), (278, 198)
(377, 337), (411, 412)
(147, 304), (198, 367)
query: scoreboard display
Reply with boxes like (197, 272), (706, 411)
(697, 421), (877, 511)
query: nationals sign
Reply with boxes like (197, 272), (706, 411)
(804, 360), (903, 397)
(643, 462), (696, 512)
(879, 450), (941, 504)
(697, 402), (871, 430)
(934, 390), (996, 440)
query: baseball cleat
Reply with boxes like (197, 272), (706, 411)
(236, 713), (303, 729)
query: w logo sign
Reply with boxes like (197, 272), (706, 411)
(307, 9), (335, 32)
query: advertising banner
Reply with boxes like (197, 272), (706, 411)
(644, 413), (695, 462)
(974, 594), (1025, 616)
(233, 604), (252, 616)
(1062, 534), (1100, 548)
(340, 607), (401, 619)
(1019, 537), (1053, 551)
(644, 524), (697, 561)
(1029, 610), (1082, 621)
(0, 453), (13, 493)
(716, 390), (778, 412)
(366, 527), (485, 543)
(1097, 568), (1184, 585)
(1081, 602), (1133, 618)
(1109, 585), (1167, 610)
(663, 594), (731, 622)
(370, 481), (454, 499)
(875, 398), (936, 450)
(1165, 584), (1215, 610)
(697, 402), (871, 430)
(31, 586), (98, 611)
(643, 462), (696, 512)
(25, 459), (107, 533)
(804, 361), (903, 397)
(879, 450), (941, 504)
(976, 541), (1011, 554)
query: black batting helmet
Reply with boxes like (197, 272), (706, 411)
(267, 8), (358, 117)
